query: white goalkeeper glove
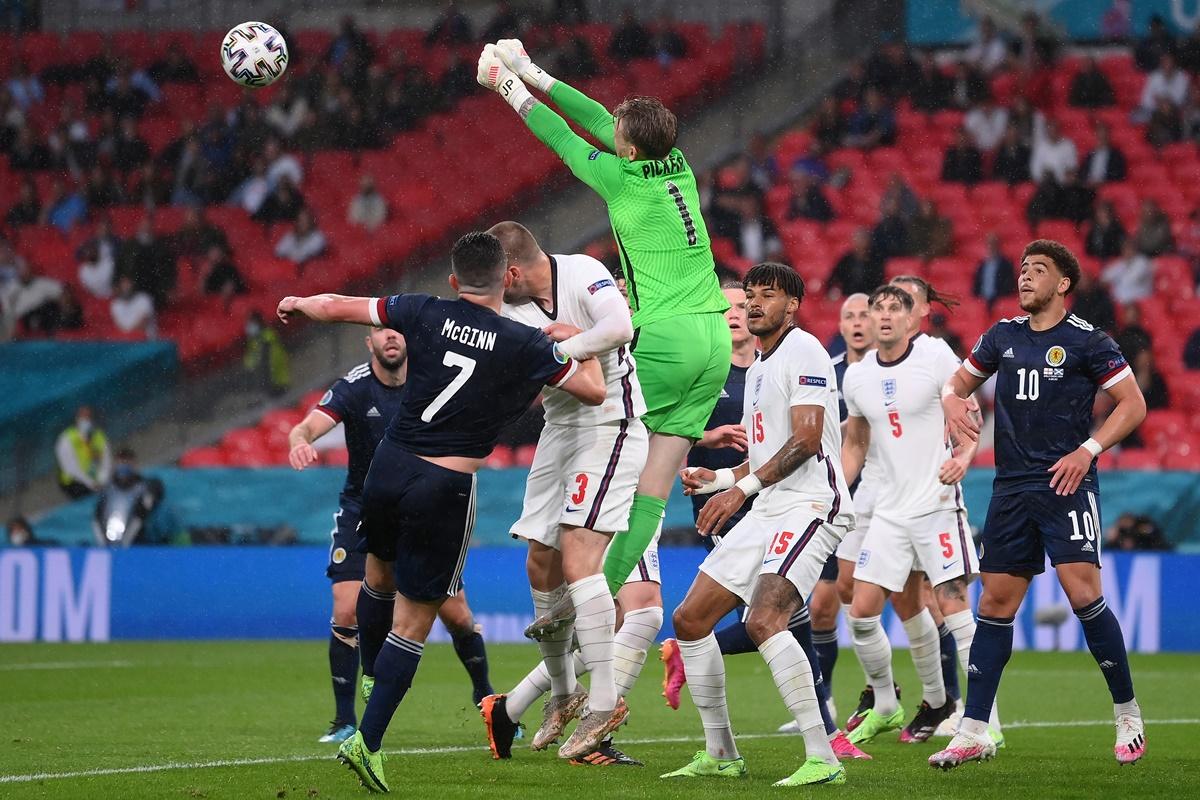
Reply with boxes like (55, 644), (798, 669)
(477, 43), (534, 113)
(494, 38), (557, 93)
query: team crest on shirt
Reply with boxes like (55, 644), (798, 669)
(858, 549), (870, 568)
(1045, 346), (1066, 367)
(881, 378), (897, 400)
(332, 547), (347, 564)
(754, 374), (764, 402)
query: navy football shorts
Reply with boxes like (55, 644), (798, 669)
(360, 439), (476, 602)
(326, 496), (367, 583)
(979, 488), (1103, 575)
(819, 551), (839, 582)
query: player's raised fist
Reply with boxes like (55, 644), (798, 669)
(494, 39), (531, 77)
(277, 296), (302, 324)
(477, 44), (517, 92)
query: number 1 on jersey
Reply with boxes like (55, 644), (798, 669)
(421, 351), (477, 422)
(665, 180), (698, 246)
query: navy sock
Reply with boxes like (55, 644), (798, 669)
(329, 623), (360, 725)
(1075, 597), (1135, 704)
(715, 618), (757, 655)
(359, 633), (423, 751)
(356, 582), (395, 678)
(938, 623), (961, 701)
(789, 608), (837, 735)
(811, 627), (840, 696)
(963, 615), (1014, 723)
(450, 629), (494, 705)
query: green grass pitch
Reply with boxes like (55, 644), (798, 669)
(1, 642), (1197, 798)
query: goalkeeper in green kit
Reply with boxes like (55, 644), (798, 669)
(477, 41), (732, 619)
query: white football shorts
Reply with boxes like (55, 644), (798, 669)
(835, 479), (877, 563)
(853, 506), (980, 593)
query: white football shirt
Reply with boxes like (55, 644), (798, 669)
(744, 326), (854, 525)
(502, 253), (646, 426)
(843, 333), (963, 518)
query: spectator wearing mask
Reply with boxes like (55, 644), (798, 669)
(1102, 239), (1155, 305)
(908, 199), (953, 260)
(992, 123), (1032, 183)
(5, 177), (40, 227)
(1070, 269), (1117, 332)
(941, 127), (983, 184)
(55, 406), (111, 499)
(827, 228), (883, 298)
(843, 88), (896, 149)
(109, 274), (156, 336)
(1030, 119), (1078, 183)
(973, 233), (1016, 308)
(7, 516), (56, 547)
(1134, 199), (1174, 256)
(1084, 201), (1127, 259)
(93, 447), (165, 548)
(965, 16), (1009, 75)
(242, 311), (291, 396)
(201, 246), (247, 298)
(275, 207), (328, 267)
(1138, 52), (1189, 119)
(1082, 122), (1127, 184)
(348, 174), (388, 231)
(609, 8), (653, 62)
(785, 167), (833, 222)
(964, 96), (1008, 152)
(1069, 56), (1116, 108)
(1, 256), (64, 340)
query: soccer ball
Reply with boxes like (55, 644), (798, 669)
(220, 21), (288, 88)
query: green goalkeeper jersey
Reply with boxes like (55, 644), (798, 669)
(524, 81), (729, 328)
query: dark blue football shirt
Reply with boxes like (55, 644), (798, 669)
(964, 312), (1130, 496)
(372, 293), (575, 458)
(315, 362), (405, 504)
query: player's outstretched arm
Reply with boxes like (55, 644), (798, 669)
(287, 409), (337, 471)
(543, 286), (633, 360)
(478, 46), (623, 201)
(1048, 374), (1146, 496)
(277, 294), (374, 326)
(493, 39), (615, 148)
(841, 414), (870, 487)
(557, 357), (606, 406)
(941, 367), (987, 443)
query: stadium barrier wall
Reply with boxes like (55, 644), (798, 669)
(0, 341), (178, 493)
(906, 0), (1194, 44)
(27, 466), (1200, 548)
(0, 548), (1194, 652)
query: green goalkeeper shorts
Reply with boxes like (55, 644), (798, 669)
(632, 311), (732, 440)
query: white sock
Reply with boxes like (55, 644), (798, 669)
(1115, 698), (1141, 719)
(903, 608), (946, 708)
(567, 574), (617, 712)
(613, 606), (663, 698)
(944, 609), (1001, 729)
(532, 586), (576, 698)
(961, 716), (989, 737)
(759, 630), (837, 764)
(506, 660), (552, 722)
(849, 614), (897, 714)
(678, 633), (739, 760)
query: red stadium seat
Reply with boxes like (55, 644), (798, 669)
(1116, 448), (1161, 470)
(179, 446), (229, 468)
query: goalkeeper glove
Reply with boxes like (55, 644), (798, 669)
(477, 43), (534, 113)
(494, 38), (557, 93)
